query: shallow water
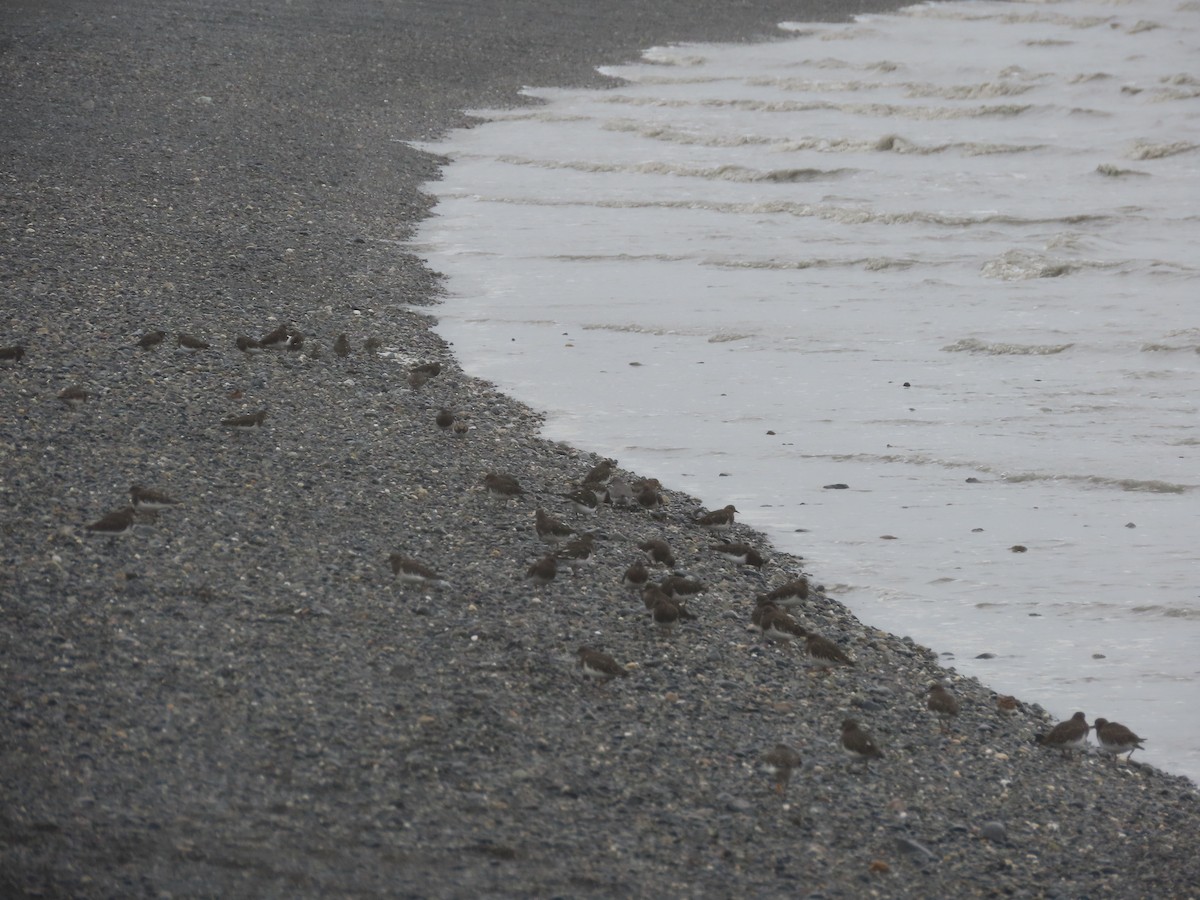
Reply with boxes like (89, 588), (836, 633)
(412, 0), (1200, 782)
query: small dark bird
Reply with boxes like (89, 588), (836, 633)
(0, 345), (25, 363)
(1035, 711), (1090, 758)
(583, 458), (616, 486)
(762, 743), (803, 795)
(710, 542), (764, 568)
(57, 386), (88, 408)
(407, 370), (430, 390)
(84, 506), (137, 538)
(525, 554), (558, 586)
(177, 332), (210, 350)
(801, 628), (855, 671)
(652, 595), (682, 637)
(638, 538), (675, 569)
(259, 325), (294, 350)
(697, 504), (738, 531)
(451, 420), (470, 437)
(334, 333), (351, 357)
(136, 331), (165, 350)
(130, 485), (180, 511)
(555, 533), (596, 573)
(363, 337), (383, 353)
(996, 695), (1020, 717)
(435, 408), (455, 430)
(1093, 718), (1146, 760)
(927, 683), (960, 733)
(412, 361), (441, 377)
(635, 478), (664, 509)
(622, 561), (650, 590)
(235, 335), (262, 352)
(604, 477), (635, 508)
(577, 647), (628, 685)
(221, 409), (267, 429)
(561, 488), (599, 515)
(659, 575), (703, 599)
(535, 507), (575, 545)
(841, 719), (885, 770)
(753, 603), (806, 645)
(762, 577), (810, 607)
(388, 553), (448, 589)
(482, 472), (524, 501)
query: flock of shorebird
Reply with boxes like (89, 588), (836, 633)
(13, 334), (1148, 793)
(382, 452), (1150, 793)
(2, 330), (445, 537)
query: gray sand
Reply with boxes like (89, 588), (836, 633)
(2, 0), (1198, 896)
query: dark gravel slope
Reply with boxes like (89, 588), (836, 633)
(2, 1), (1197, 897)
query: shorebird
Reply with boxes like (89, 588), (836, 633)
(752, 602), (805, 645)
(583, 458), (616, 487)
(799, 628), (855, 671)
(841, 719), (885, 771)
(57, 386), (88, 409)
(638, 538), (675, 569)
(235, 335), (262, 352)
(762, 743), (803, 796)
(1035, 711), (1090, 758)
(659, 575), (703, 599)
(996, 694), (1021, 718)
(697, 504), (738, 532)
(84, 507), (137, 538)
(177, 332), (210, 351)
(710, 542), (764, 568)
(435, 408), (455, 430)
(0, 345), (25, 363)
(482, 472), (523, 502)
(561, 488), (599, 515)
(621, 561), (650, 590)
(604, 477), (635, 508)
(1093, 718), (1146, 760)
(535, 507), (575, 545)
(136, 330), (165, 350)
(130, 485), (180, 512)
(334, 333), (352, 357)
(221, 409), (267, 430)
(577, 647), (628, 686)
(927, 683), (960, 733)
(388, 553), (449, 590)
(761, 577), (810, 608)
(555, 533), (596, 573)
(525, 554), (557, 586)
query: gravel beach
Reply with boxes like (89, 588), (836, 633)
(3, 0), (1198, 897)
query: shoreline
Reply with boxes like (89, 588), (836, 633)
(2, 1), (1198, 896)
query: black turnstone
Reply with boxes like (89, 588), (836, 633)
(525, 554), (558, 586)
(259, 325), (295, 351)
(84, 506), (137, 538)
(389, 553), (449, 590)
(800, 628), (854, 671)
(0, 345), (25, 363)
(659, 575), (703, 599)
(762, 743), (803, 795)
(583, 458), (616, 487)
(221, 409), (267, 430)
(334, 333), (351, 357)
(841, 719), (885, 770)
(177, 332), (211, 351)
(1093, 717), (1146, 760)
(1035, 711), (1090, 757)
(638, 538), (675, 569)
(130, 485), (180, 511)
(555, 534), (596, 573)
(561, 488), (599, 516)
(235, 335), (262, 352)
(697, 504), (738, 532)
(762, 577), (810, 607)
(604, 477), (635, 508)
(57, 386), (88, 409)
(136, 330), (165, 350)
(710, 542), (764, 568)
(577, 646), (628, 685)
(927, 684), (960, 733)
(996, 695), (1020, 717)
(483, 472), (524, 501)
(622, 561), (650, 590)
(635, 478), (664, 510)
(535, 507), (575, 545)
(435, 408), (455, 430)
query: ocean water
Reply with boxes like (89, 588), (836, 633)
(411, 0), (1200, 783)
